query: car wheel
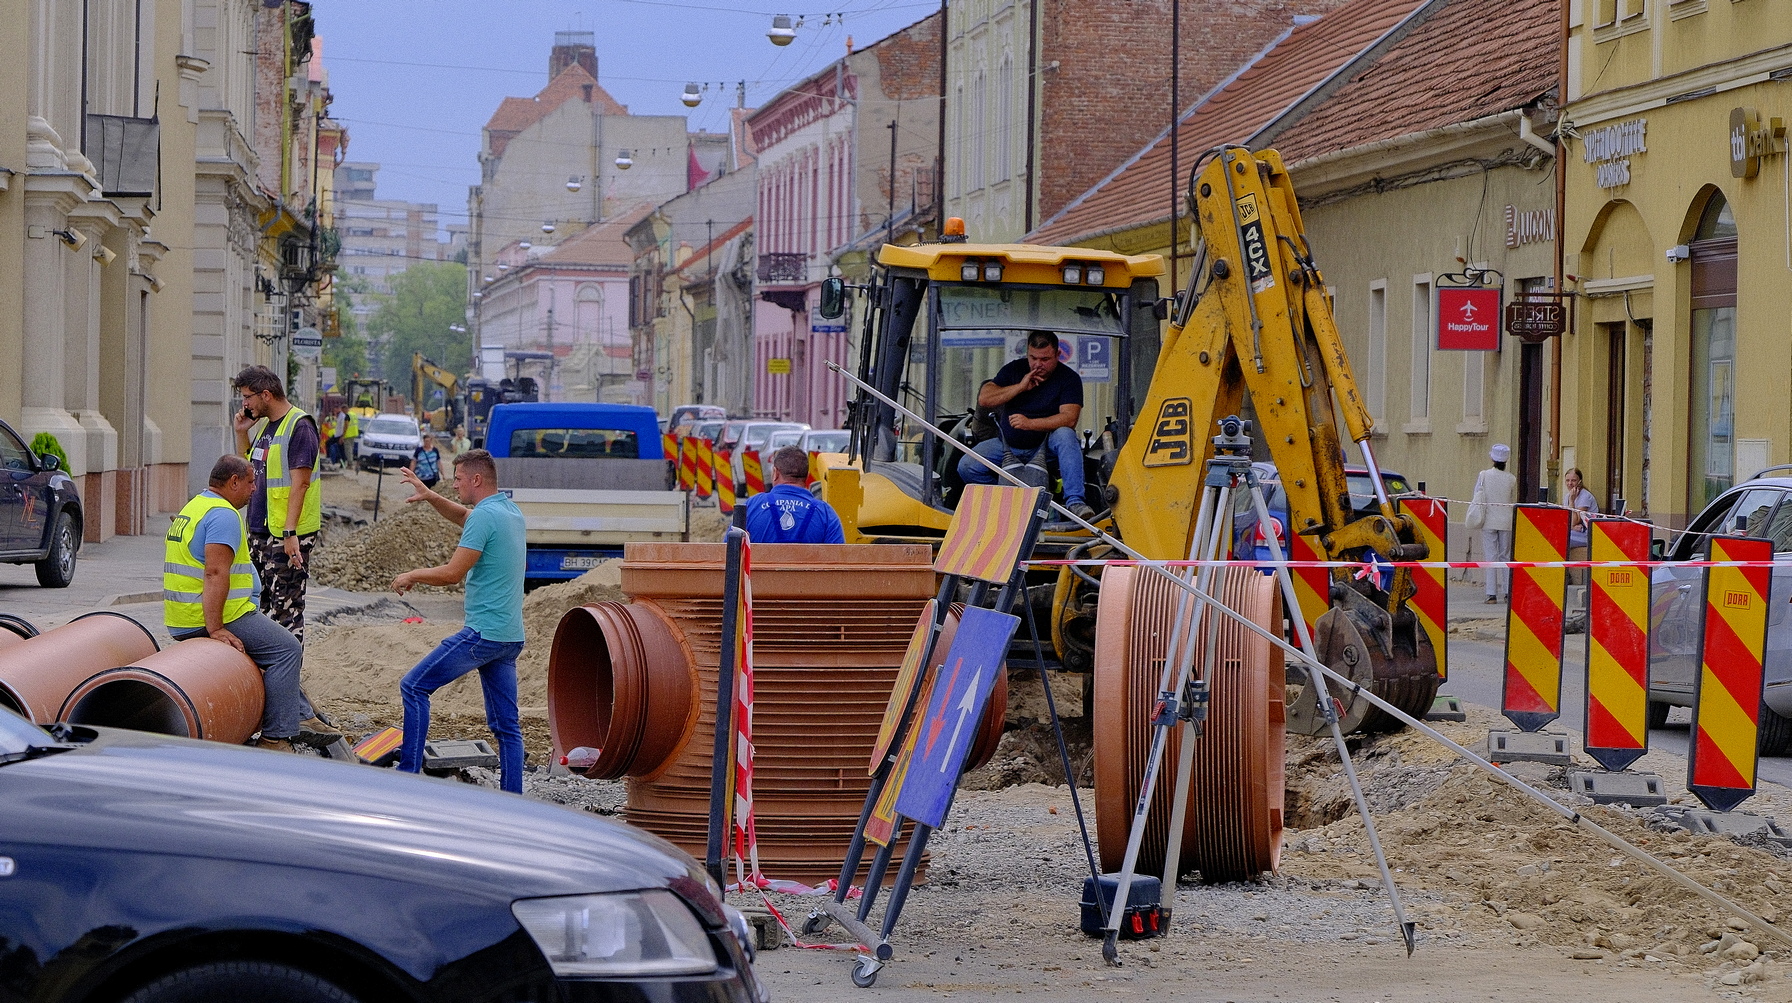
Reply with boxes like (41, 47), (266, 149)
(1646, 699), (1672, 730)
(121, 961), (362, 1003)
(33, 510), (77, 588)
(1759, 704), (1792, 756)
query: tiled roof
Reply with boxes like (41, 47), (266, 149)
(484, 63), (626, 158)
(1269, 0), (1558, 165)
(1027, 0), (1428, 247)
(534, 204), (656, 268)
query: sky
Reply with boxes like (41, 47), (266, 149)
(316, 0), (940, 235)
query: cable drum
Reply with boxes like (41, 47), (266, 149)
(1093, 565), (1285, 882)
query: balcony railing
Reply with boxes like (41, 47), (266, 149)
(756, 252), (807, 284)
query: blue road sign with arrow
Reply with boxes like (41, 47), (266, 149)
(893, 606), (1019, 829)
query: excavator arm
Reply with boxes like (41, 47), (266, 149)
(1106, 146), (1439, 731)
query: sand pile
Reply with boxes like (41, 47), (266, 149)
(311, 497), (464, 593)
(689, 506), (729, 542)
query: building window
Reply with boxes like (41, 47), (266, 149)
(972, 70), (986, 191)
(1367, 281), (1386, 429)
(996, 55), (1013, 183)
(1410, 276), (1432, 423)
(1689, 192), (1738, 513)
(952, 83), (965, 197)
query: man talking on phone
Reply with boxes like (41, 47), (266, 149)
(232, 365), (323, 641)
(955, 330), (1092, 518)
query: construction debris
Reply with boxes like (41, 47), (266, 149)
(309, 498), (465, 594)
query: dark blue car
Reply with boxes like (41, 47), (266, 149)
(0, 418), (82, 588)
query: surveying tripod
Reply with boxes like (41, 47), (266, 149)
(1099, 416), (1415, 964)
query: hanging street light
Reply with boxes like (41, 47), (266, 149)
(682, 82), (703, 108)
(541, 221), (556, 234)
(518, 240), (532, 249)
(767, 14), (796, 45)
(615, 149), (633, 170)
(566, 176), (583, 192)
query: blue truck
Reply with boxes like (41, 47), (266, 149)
(484, 402), (688, 580)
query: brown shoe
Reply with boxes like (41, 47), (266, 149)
(255, 737), (297, 753)
(297, 716), (343, 746)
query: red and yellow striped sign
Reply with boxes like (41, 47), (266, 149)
(1400, 497), (1449, 681)
(808, 450), (824, 487)
(662, 432), (677, 463)
(1502, 504), (1569, 732)
(678, 437), (698, 491)
(1585, 519), (1651, 771)
(933, 484), (1043, 584)
(872, 600), (937, 774)
(1285, 529), (1331, 646)
(695, 439), (715, 498)
(1689, 535), (1771, 812)
(716, 452), (737, 513)
(742, 450), (765, 495)
(867, 668), (937, 847)
(353, 726), (403, 765)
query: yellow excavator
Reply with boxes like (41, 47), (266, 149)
(411, 353), (462, 432)
(820, 146), (1439, 730)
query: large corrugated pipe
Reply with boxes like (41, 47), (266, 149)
(548, 600), (697, 780)
(59, 637), (265, 745)
(0, 614), (37, 648)
(0, 611), (158, 723)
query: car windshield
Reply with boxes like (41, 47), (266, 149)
(805, 431), (850, 452)
(365, 418), (416, 437)
(509, 428), (639, 459)
(1348, 472), (1410, 510)
(0, 708), (52, 758)
(746, 424), (805, 447)
(694, 422), (725, 442)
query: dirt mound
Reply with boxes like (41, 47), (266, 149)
(689, 506), (729, 542)
(311, 498), (464, 594)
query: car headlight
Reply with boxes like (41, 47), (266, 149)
(511, 891), (717, 977)
(722, 903), (756, 964)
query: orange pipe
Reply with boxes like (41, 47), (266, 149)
(60, 637), (264, 745)
(0, 611), (158, 723)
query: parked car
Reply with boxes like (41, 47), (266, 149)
(1650, 471), (1792, 751)
(0, 417), (82, 588)
(0, 706), (766, 1003)
(1229, 461), (1413, 560)
(721, 422), (809, 488)
(667, 404), (726, 439)
(355, 413), (423, 469)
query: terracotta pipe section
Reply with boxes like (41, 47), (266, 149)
(0, 614), (38, 648)
(548, 542), (1013, 884)
(60, 638), (265, 745)
(0, 611), (158, 723)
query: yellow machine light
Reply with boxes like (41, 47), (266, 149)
(1086, 265), (1105, 285)
(983, 262), (1004, 282)
(944, 216), (966, 237)
(1062, 264), (1083, 284)
(960, 261), (981, 282)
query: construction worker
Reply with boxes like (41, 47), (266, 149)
(164, 455), (340, 753)
(232, 365), (323, 640)
(390, 449), (527, 793)
(319, 409), (342, 469)
(743, 446), (846, 544)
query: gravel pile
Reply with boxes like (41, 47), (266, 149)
(310, 498), (465, 594)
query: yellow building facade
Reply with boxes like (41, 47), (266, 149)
(1564, 0), (1792, 527)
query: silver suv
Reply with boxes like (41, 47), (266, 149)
(1651, 469), (1792, 753)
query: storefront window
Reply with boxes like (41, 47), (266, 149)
(1688, 193), (1739, 514)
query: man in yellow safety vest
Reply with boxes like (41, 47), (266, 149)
(233, 365), (324, 640)
(164, 455), (339, 752)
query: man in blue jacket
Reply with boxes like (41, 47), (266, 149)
(743, 447), (845, 544)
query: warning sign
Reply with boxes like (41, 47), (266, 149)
(1436, 287), (1501, 351)
(1584, 519), (1651, 772)
(1401, 498), (1449, 682)
(1502, 505), (1569, 732)
(1688, 535), (1771, 812)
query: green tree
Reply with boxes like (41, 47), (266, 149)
(367, 262), (469, 382)
(323, 273), (370, 377)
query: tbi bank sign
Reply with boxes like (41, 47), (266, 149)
(1436, 286), (1501, 351)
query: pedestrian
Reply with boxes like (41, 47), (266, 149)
(1469, 443), (1519, 603)
(319, 410), (340, 469)
(1564, 468), (1599, 587)
(415, 434), (442, 489)
(330, 405), (351, 468)
(451, 425), (471, 456)
(390, 449), (527, 793)
(232, 365), (322, 640)
(164, 455), (340, 752)
(743, 446), (846, 544)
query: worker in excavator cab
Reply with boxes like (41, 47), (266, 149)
(954, 329), (1095, 520)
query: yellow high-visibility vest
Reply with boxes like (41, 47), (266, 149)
(164, 492), (257, 630)
(250, 406), (323, 535)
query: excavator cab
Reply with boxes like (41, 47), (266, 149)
(824, 232), (1166, 554)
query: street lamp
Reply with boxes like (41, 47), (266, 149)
(615, 149), (633, 170)
(519, 240), (532, 250)
(682, 82), (702, 107)
(541, 221), (556, 234)
(566, 176), (583, 192)
(767, 14), (797, 45)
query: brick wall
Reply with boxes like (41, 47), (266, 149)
(875, 12), (941, 101)
(1037, 0), (1353, 219)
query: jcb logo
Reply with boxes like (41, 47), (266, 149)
(1143, 398), (1194, 467)
(1723, 590), (1752, 609)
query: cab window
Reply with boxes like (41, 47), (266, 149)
(0, 428), (33, 472)
(1677, 488), (1782, 560)
(509, 428), (639, 459)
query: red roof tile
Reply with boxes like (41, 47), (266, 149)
(1270, 0), (1558, 164)
(484, 63), (626, 159)
(1027, 0), (1428, 246)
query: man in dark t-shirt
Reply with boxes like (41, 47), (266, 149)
(232, 366), (323, 641)
(956, 330), (1091, 518)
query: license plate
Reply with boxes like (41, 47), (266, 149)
(560, 555), (603, 570)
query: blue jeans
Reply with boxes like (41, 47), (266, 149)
(957, 425), (1086, 505)
(172, 611), (312, 740)
(398, 627), (526, 794)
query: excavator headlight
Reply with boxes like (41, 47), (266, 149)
(1062, 264), (1083, 284)
(982, 262), (1004, 282)
(1085, 265), (1105, 285)
(961, 261), (980, 282)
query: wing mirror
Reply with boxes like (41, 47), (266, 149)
(1650, 538), (1666, 561)
(818, 276), (846, 319)
(37, 453), (60, 472)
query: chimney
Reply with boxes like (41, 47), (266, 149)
(550, 30), (598, 80)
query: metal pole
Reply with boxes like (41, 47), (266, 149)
(705, 526), (746, 894)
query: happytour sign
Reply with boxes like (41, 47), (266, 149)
(1435, 286), (1501, 351)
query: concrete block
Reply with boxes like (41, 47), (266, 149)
(1426, 694), (1467, 722)
(1568, 770), (1667, 806)
(1657, 805), (1792, 844)
(422, 739), (498, 774)
(1486, 729), (1572, 766)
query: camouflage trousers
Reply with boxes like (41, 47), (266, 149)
(250, 531), (318, 642)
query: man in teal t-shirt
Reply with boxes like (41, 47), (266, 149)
(391, 449), (528, 793)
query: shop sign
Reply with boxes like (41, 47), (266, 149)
(1505, 299), (1567, 342)
(766, 357), (792, 375)
(1730, 107), (1787, 179)
(1504, 205), (1555, 248)
(1436, 286), (1501, 351)
(1583, 118), (1646, 189)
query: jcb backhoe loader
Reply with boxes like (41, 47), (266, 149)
(820, 146), (1439, 729)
